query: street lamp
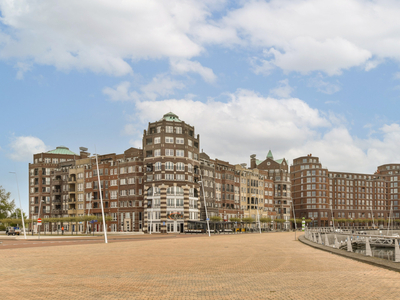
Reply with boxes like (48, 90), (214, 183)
(9, 172), (27, 239)
(198, 175), (210, 237)
(94, 146), (108, 244)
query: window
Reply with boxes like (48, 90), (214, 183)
(176, 162), (185, 171)
(165, 174), (174, 180)
(188, 151), (193, 159)
(176, 174), (185, 181)
(176, 150), (184, 157)
(110, 180), (117, 186)
(165, 137), (174, 143)
(166, 126), (173, 133)
(165, 149), (174, 156)
(165, 162), (174, 170)
(154, 137), (161, 144)
(154, 149), (161, 157)
(155, 162), (162, 171)
(86, 182), (92, 188)
(188, 140), (192, 147)
(176, 138), (184, 144)
(175, 127), (182, 134)
(110, 191), (118, 199)
(120, 178), (127, 185)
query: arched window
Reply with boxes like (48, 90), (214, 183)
(176, 187), (184, 195)
(155, 162), (162, 171)
(165, 161), (174, 171)
(167, 187), (174, 195)
(176, 162), (185, 171)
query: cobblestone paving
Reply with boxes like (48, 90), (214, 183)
(1, 232), (400, 299)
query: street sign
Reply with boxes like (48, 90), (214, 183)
(206, 218), (209, 221)
(37, 218), (42, 226)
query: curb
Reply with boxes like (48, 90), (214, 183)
(298, 235), (400, 273)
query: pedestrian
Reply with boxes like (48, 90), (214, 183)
(62, 226), (64, 235)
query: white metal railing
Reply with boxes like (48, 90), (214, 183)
(304, 227), (400, 262)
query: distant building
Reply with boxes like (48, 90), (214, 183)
(291, 154), (400, 227)
(251, 151), (292, 229)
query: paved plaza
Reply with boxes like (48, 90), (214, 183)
(1, 232), (400, 299)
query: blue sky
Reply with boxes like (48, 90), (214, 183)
(1, 0), (400, 214)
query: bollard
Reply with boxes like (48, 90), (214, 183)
(347, 236), (353, 252)
(365, 237), (372, 257)
(334, 235), (339, 249)
(325, 233), (329, 246)
(395, 239), (400, 263)
(318, 233), (323, 244)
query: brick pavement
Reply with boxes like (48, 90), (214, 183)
(1, 232), (400, 299)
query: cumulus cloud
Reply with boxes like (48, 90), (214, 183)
(103, 75), (185, 102)
(170, 59), (217, 83)
(0, 0), (212, 76)
(269, 79), (293, 98)
(8, 136), (48, 161)
(133, 89), (330, 160)
(4, 0), (400, 77)
(215, 0), (400, 75)
(128, 89), (400, 173)
(308, 75), (341, 95)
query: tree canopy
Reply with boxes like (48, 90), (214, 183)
(0, 186), (15, 220)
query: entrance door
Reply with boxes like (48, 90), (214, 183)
(180, 223), (184, 233)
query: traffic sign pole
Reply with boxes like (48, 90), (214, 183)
(38, 218), (42, 239)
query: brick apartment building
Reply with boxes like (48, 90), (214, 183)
(28, 112), (290, 233)
(291, 154), (400, 227)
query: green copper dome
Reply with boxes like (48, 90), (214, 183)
(47, 146), (77, 155)
(161, 112), (182, 122)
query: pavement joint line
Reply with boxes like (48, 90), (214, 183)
(299, 235), (400, 273)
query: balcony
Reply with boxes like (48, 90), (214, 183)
(68, 209), (77, 215)
(52, 189), (61, 195)
(52, 179), (61, 185)
(68, 176), (76, 183)
(68, 198), (76, 203)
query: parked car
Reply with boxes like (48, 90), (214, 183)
(5, 227), (21, 236)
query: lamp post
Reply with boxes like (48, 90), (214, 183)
(95, 147), (108, 244)
(9, 172), (26, 239)
(198, 175), (210, 237)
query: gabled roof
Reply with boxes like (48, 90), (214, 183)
(47, 146), (77, 155)
(160, 112), (182, 122)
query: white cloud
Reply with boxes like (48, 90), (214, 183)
(269, 79), (293, 98)
(0, 0), (212, 76)
(214, 0), (400, 75)
(103, 75), (185, 102)
(129, 89), (400, 173)
(170, 59), (217, 83)
(133, 89), (330, 161)
(8, 136), (48, 162)
(14, 61), (31, 79)
(3, 1), (400, 77)
(308, 75), (341, 94)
